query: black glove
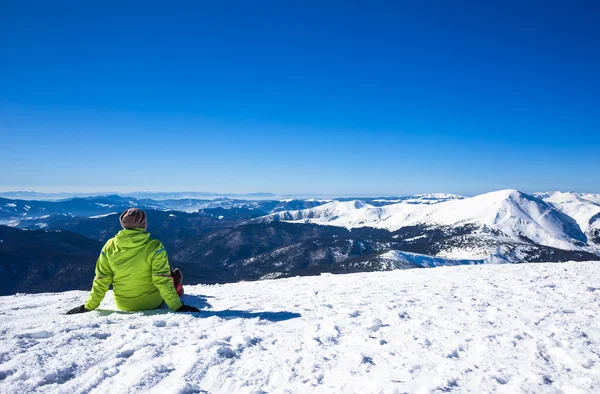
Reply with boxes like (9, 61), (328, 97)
(176, 304), (200, 313)
(66, 305), (90, 315)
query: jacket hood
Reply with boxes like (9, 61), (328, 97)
(114, 228), (151, 248)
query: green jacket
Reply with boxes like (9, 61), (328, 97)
(84, 229), (183, 312)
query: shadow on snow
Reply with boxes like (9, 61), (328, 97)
(194, 310), (301, 322)
(95, 294), (301, 322)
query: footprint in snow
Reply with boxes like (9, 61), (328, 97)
(17, 330), (54, 339)
(361, 355), (375, 365)
(447, 344), (466, 359)
(231, 335), (262, 351)
(447, 349), (460, 359)
(117, 349), (135, 359)
(40, 365), (76, 386)
(368, 318), (385, 332)
(216, 345), (238, 359)
(0, 352), (11, 364)
(0, 369), (16, 381)
(582, 359), (595, 369)
(492, 375), (509, 385)
(153, 320), (167, 328)
(436, 378), (459, 392)
(398, 311), (411, 320)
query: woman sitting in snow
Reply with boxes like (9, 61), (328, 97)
(66, 208), (199, 314)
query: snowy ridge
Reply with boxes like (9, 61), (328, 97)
(258, 190), (589, 252)
(1, 262), (599, 393)
(537, 192), (600, 234)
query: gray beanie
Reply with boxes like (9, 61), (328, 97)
(120, 208), (147, 230)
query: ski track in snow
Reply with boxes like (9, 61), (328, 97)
(1, 262), (599, 394)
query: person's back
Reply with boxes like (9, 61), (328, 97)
(93, 228), (174, 311)
(66, 208), (199, 314)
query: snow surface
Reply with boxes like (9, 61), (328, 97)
(1, 262), (600, 394)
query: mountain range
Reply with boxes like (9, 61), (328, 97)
(1, 190), (599, 295)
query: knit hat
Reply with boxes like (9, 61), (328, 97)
(120, 208), (147, 230)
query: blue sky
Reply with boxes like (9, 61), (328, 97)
(1, 1), (598, 196)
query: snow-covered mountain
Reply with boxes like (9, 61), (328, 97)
(0, 196), (332, 225)
(0, 194), (463, 225)
(536, 192), (600, 245)
(1, 261), (599, 393)
(255, 190), (596, 260)
(2, 190), (600, 293)
(364, 193), (465, 206)
(373, 193), (464, 203)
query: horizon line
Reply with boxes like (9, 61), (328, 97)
(0, 189), (596, 201)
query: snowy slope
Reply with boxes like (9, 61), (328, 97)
(1, 262), (599, 394)
(537, 192), (600, 234)
(378, 250), (485, 268)
(259, 190), (588, 252)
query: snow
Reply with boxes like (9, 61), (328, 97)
(89, 212), (118, 219)
(373, 194), (465, 204)
(401, 234), (428, 242)
(415, 193), (465, 200)
(539, 192), (600, 233)
(581, 193), (600, 205)
(380, 250), (484, 267)
(1, 262), (600, 393)
(398, 193), (466, 205)
(261, 190), (589, 253)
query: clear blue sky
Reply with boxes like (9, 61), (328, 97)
(1, 0), (598, 196)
